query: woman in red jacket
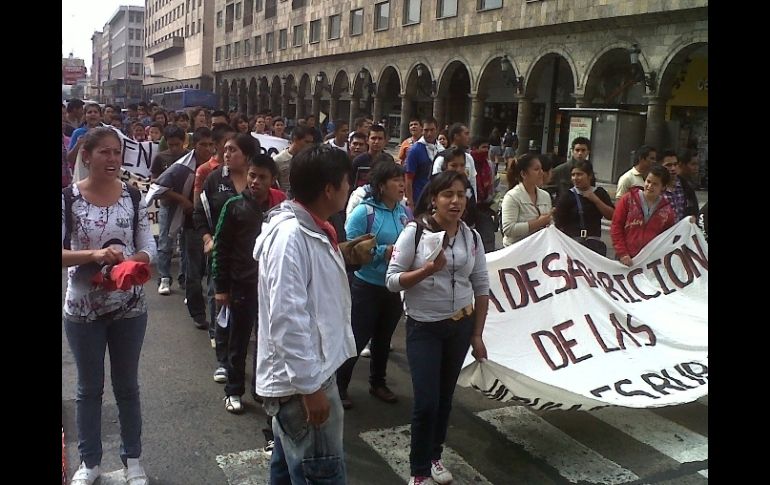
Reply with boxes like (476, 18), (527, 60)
(611, 164), (676, 266)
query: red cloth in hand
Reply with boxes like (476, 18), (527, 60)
(110, 261), (151, 290)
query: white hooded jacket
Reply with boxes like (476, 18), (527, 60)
(252, 201), (356, 396)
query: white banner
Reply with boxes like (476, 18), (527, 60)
(252, 133), (289, 157)
(458, 220), (708, 410)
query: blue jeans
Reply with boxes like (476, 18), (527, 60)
(156, 204), (179, 280)
(268, 378), (347, 484)
(406, 315), (474, 477)
(336, 277), (402, 392)
(64, 313), (148, 468)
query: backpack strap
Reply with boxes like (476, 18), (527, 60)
(62, 186), (75, 250)
(365, 204), (375, 234)
(570, 187), (587, 239)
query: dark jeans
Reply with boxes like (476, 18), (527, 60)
(336, 277), (402, 392)
(475, 206), (496, 253)
(183, 226), (206, 320)
(225, 282), (258, 397)
(206, 259), (228, 368)
(64, 313), (148, 468)
(406, 314), (474, 477)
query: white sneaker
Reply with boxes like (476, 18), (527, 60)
(213, 366), (227, 383)
(360, 342), (371, 358)
(158, 278), (171, 295)
(408, 476), (435, 485)
(71, 462), (100, 485)
(210, 338), (216, 349)
(224, 395), (243, 413)
(125, 458), (149, 485)
(430, 460), (453, 484)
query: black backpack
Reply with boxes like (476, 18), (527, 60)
(62, 184), (142, 250)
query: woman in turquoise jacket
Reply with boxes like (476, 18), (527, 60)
(336, 160), (410, 409)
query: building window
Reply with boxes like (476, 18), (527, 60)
(244, 38), (251, 56)
(266, 32), (274, 52)
(128, 29), (134, 40)
(226, 4), (234, 32)
(213, 45), (220, 59)
(216, 11), (223, 27)
(225, 44), (231, 59)
(279, 29), (287, 49)
(198, 19), (201, 33)
(437, 0), (457, 18)
(403, 0), (421, 25)
(192, 21), (195, 33)
(235, 2), (242, 19)
(293, 24), (305, 47)
(234, 41), (240, 58)
(350, 8), (363, 36)
(265, 0), (276, 19)
(244, 0), (253, 25)
(185, 25), (189, 37)
(292, 0), (306, 8)
(256, 0), (263, 12)
(255, 35), (262, 55)
(309, 19), (321, 44)
(328, 14), (341, 39)
(477, 0), (503, 11)
(375, 2), (390, 31)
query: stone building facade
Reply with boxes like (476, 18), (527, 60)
(143, 0), (216, 97)
(212, 0), (707, 169)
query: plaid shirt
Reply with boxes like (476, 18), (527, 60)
(664, 178), (687, 222)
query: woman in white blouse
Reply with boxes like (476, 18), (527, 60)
(501, 153), (554, 247)
(62, 127), (156, 485)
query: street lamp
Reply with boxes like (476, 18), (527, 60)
(628, 44), (657, 91)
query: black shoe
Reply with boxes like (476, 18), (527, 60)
(177, 276), (186, 290)
(369, 385), (398, 403)
(339, 388), (353, 410)
(193, 315), (208, 329)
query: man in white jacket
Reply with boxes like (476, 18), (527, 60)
(253, 144), (356, 484)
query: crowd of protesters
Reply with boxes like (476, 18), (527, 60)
(63, 96), (706, 485)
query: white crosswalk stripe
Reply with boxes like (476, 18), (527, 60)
(591, 407), (708, 465)
(216, 448), (271, 485)
(360, 425), (493, 484)
(477, 406), (639, 484)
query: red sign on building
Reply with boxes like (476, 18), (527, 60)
(62, 66), (86, 85)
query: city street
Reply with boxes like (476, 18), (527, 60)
(62, 262), (707, 485)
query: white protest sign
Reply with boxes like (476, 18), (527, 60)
(251, 133), (289, 158)
(458, 220), (708, 410)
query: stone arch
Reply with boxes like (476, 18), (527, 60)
(583, 46), (648, 107)
(270, 75), (282, 114)
(229, 79), (238, 110)
(248, 77), (258, 116)
(258, 76), (270, 113)
(297, 73), (311, 119)
(524, 46), (579, 94)
(283, 74), (297, 120)
(376, 64), (403, 97)
(475, 54), (522, 94)
(437, 57), (474, 97)
(582, 41), (651, 89)
(657, 34), (708, 99)
(238, 79), (248, 114)
(332, 70), (351, 96)
(403, 62), (435, 129)
(437, 59), (472, 127)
